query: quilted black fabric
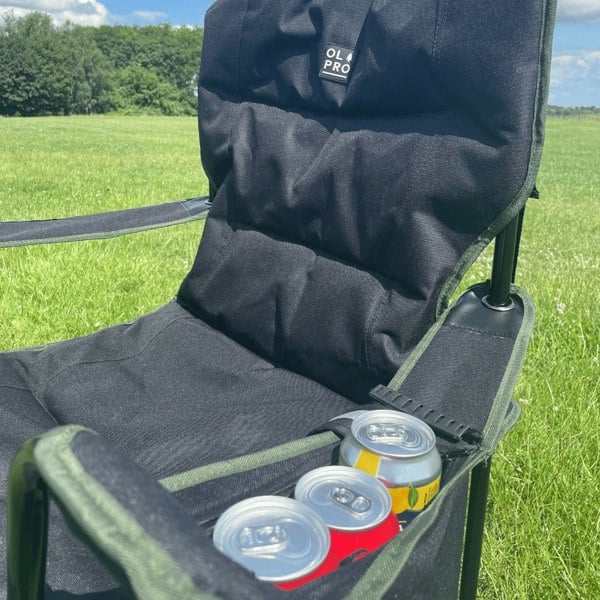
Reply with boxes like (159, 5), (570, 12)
(179, 0), (548, 402)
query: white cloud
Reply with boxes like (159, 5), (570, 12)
(133, 10), (167, 22)
(550, 50), (600, 105)
(557, 0), (600, 23)
(552, 50), (600, 84)
(0, 1), (109, 26)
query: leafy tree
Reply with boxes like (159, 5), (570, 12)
(91, 24), (202, 115)
(91, 25), (143, 70)
(110, 63), (189, 116)
(0, 13), (203, 116)
(137, 25), (203, 93)
(547, 105), (600, 118)
(0, 12), (72, 116)
(66, 26), (113, 114)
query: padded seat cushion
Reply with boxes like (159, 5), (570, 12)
(0, 301), (355, 596)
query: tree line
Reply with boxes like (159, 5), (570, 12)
(0, 12), (203, 117)
(547, 106), (600, 118)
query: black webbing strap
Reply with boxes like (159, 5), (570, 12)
(0, 197), (211, 248)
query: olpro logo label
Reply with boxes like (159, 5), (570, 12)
(319, 44), (355, 84)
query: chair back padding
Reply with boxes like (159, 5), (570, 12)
(179, 0), (554, 400)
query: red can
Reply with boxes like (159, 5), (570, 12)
(294, 466), (399, 568)
(213, 496), (334, 591)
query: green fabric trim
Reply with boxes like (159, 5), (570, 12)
(499, 399), (522, 440)
(160, 431), (338, 492)
(34, 426), (216, 600)
(436, 0), (558, 317)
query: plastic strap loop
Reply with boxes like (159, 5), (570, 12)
(368, 385), (483, 445)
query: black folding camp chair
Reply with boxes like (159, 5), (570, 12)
(0, 1), (557, 598)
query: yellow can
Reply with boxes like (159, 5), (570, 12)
(339, 410), (442, 527)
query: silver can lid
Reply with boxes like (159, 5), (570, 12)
(351, 410), (437, 458)
(295, 466), (392, 531)
(213, 496), (330, 582)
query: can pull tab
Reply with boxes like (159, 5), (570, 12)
(238, 525), (289, 555)
(330, 487), (371, 514)
(366, 423), (413, 445)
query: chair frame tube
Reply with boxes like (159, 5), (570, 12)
(459, 459), (493, 600)
(488, 208), (525, 307)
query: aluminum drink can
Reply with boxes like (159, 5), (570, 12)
(212, 496), (335, 591)
(294, 466), (399, 566)
(339, 410), (442, 527)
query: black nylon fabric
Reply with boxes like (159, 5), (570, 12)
(381, 474), (469, 600)
(179, 0), (546, 401)
(0, 1), (554, 597)
(0, 291), (525, 598)
(398, 291), (525, 434)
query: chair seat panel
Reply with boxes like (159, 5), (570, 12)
(1, 303), (355, 480)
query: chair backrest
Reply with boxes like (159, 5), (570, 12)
(178, 0), (555, 401)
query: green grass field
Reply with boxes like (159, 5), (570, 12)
(1, 115), (598, 598)
(0, 116), (208, 345)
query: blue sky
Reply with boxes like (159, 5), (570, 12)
(104, 1), (208, 27)
(0, 1), (598, 106)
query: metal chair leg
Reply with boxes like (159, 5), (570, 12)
(460, 458), (492, 600)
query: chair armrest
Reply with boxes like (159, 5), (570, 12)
(0, 197), (211, 248)
(7, 426), (277, 600)
(384, 283), (535, 452)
